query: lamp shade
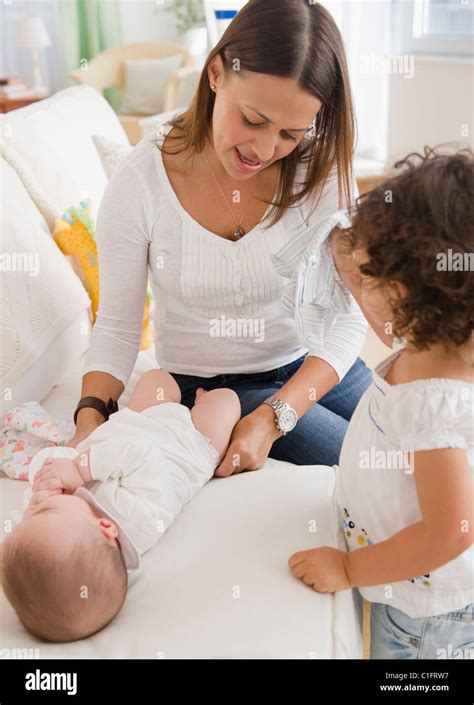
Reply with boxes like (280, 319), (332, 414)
(15, 16), (51, 49)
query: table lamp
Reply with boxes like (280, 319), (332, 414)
(15, 16), (51, 96)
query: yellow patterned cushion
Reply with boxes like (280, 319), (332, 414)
(53, 198), (154, 351)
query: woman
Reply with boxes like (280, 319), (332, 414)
(69, 0), (372, 474)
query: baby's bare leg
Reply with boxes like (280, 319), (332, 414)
(127, 369), (181, 412)
(191, 389), (241, 462)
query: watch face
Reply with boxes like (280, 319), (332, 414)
(279, 409), (297, 432)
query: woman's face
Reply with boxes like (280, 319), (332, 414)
(207, 56), (322, 180)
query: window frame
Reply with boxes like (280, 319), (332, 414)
(393, 0), (474, 59)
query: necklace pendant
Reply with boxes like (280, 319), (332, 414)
(233, 226), (244, 240)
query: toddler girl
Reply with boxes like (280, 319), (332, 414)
(288, 147), (474, 659)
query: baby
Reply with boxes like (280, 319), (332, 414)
(0, 369), (240, 642)
(288, 147), (473, 659)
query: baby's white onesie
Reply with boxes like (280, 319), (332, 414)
(23, 404), (220, 571)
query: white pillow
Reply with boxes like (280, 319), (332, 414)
(92, 134), (132, 178)
(1, 309), (91, 415)
(0, 85), (129, 228)
(119, 55), (184, 116)
(0, 159), (91, 412)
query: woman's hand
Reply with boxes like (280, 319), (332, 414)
(288, 547), (352, 593)
(67, 429), (95, 449)
(67, 408), (104, 448)
(214, 404), (282, 478)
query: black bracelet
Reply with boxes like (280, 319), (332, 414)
(73, 396), (119, 426)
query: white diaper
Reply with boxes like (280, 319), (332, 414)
(139, 402), (220, 467)
(140, 401), (192, 424)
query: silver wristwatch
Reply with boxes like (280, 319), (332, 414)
(263, 395), (298, 435)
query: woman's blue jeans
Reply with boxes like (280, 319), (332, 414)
(169, 353), (372, 466)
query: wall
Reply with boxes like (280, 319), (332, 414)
(387, 56), (473, 162)
(119, 0), (179, 44)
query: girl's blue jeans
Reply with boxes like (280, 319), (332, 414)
(169, 353), (372, 466)
(370, 602), (474, 660)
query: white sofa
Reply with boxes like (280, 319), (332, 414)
(0, 86), (363, 658)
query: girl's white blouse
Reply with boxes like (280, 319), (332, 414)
(337, 350), (474, 617)
(83, 121), (367, 385)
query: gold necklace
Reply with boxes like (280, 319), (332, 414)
(202, 145), (263, 240)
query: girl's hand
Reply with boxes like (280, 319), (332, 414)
(288, 547), (352, 593)
(32, 457), (85, 494)
(214, 404), (282, 478)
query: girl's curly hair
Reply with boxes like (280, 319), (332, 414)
(340, 146), (474, 350)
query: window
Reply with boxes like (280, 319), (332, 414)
(414, 0), (473, 37)
(394, 0), (474, 58)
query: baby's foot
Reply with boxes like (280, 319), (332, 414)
(195, 387), (207, 402)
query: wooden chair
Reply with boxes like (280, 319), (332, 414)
(69, 42), (196, 145)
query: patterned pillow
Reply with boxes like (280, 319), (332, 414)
(53, 197), (154, 351)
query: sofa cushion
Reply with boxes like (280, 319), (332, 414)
(0, 158), (91, 414)
(0, 454), (363, 657)
(119, 55), (183, 116)
(0, 85), (129, 228)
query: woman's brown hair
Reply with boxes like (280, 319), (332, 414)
(154, 0), (356, 229)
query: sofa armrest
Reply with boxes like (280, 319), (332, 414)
(117, 114), (144, 146)
(163, 65), (201, 112)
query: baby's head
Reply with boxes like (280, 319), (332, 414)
(1, 493), (128, 642)
(339, 146), (473, 352)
